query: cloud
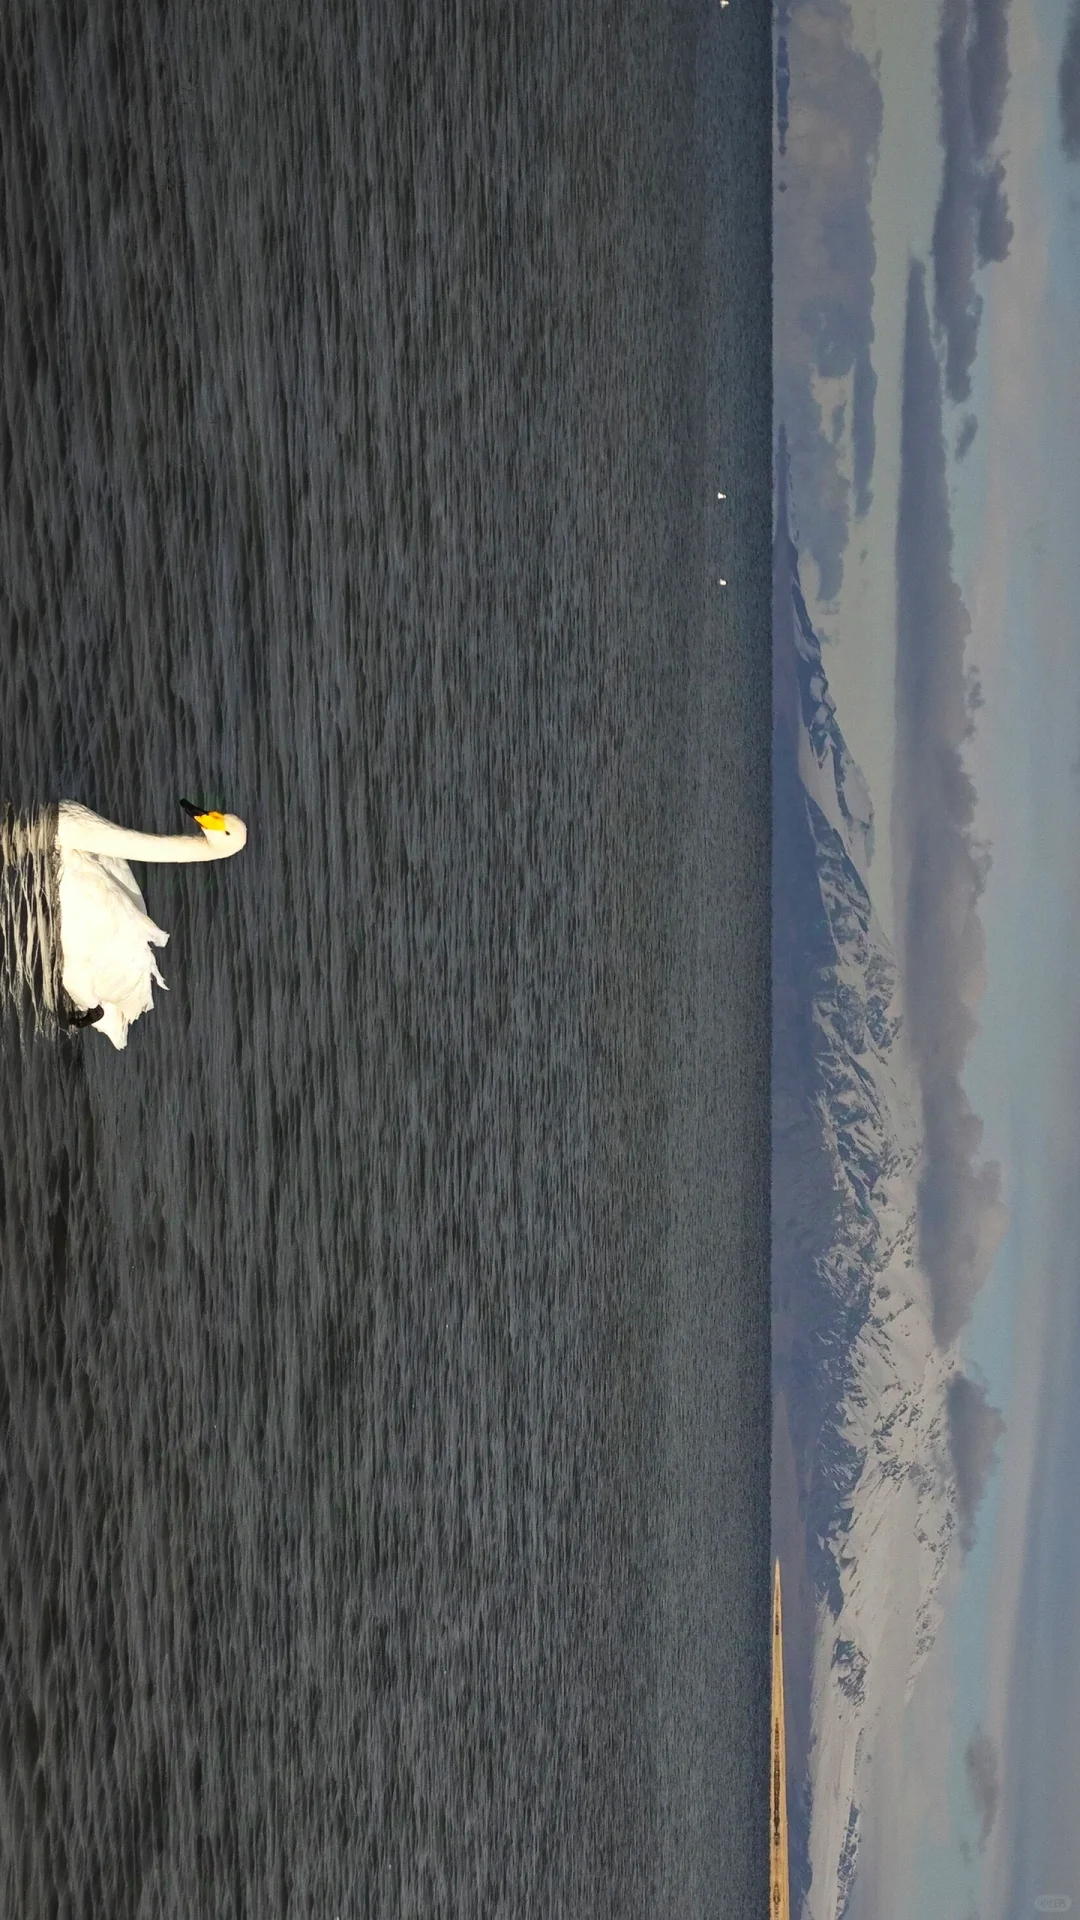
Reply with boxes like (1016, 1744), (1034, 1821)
(1059, 0), (1080, 157)
(977, 161), (1014, 263)
(964, 1725), (1001, 1849)
(931, 0), (1014, 401)
(852, 347), (877, 517)
(956, 413), (978, 458)
(774, 0), (882, 597)
(947, 1372), (1006, 1552)
(894, 263), (1008, 1345)
(968, 0), (1011, 149)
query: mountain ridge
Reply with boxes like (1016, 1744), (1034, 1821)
(772, 434), (962, 1920)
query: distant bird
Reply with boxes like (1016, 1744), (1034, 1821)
(717, 491), (726, 499)
(55, 800), (247, 1048)
(719, 578), (728, 588)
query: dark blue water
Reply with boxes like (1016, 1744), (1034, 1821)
(0, 2), (771, 1912)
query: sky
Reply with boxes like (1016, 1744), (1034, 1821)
(795, 0), (943, 941)
(786, 0), (1080, 1914)
(945, 17), (1080, 1904)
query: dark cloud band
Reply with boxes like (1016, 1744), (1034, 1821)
(932, 0), (1014, 402)
(948, 1373), (1006, 1553)
(1059, 0), (1080, 157)
(895, 263), (1007, 1347)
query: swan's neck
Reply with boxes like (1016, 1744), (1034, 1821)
(57, 803), (233, 863)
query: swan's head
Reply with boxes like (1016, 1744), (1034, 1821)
(180, 800), (248, 851)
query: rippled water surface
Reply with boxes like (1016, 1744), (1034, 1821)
(0, 3), (771, 1913)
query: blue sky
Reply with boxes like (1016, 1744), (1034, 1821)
(958, 0), (1080, 1907)
(943, 12), (1080, 1915)
(791, 0), (1080, 1914)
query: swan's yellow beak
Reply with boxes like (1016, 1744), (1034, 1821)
(181, 799), (228, 833)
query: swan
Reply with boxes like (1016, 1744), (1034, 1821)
(55, 800), (247, 1048)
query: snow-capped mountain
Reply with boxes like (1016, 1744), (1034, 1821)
(772, 434), (961, 1920)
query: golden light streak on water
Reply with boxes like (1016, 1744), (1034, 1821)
(0, 804), (63, 1034)
(770, 1561), (791, 1920)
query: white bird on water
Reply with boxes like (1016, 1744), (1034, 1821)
(55, 800), (247, 1049)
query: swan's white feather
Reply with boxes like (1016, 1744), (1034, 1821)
(57, 849), (169, 1049)
(53, 802), (246, 1049)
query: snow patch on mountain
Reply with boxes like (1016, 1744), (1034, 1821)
(773, 441), (965, 1920)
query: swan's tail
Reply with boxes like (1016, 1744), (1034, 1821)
(0, 804), (66, 1038)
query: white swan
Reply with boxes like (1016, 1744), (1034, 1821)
(55, 800), (247, 1048)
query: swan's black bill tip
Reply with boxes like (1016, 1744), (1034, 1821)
(179, 799), (204, 819)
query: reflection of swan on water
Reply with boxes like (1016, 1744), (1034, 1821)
(56, 800), (247, 1048)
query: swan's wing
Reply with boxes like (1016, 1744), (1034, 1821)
(93, 853), (149, 917)
(95, 1005), (131, 1049)
(57, 851), (169, 1030)
(90, 858), (168, 946)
